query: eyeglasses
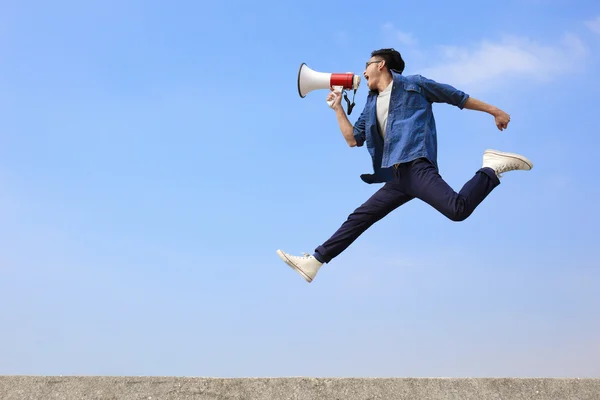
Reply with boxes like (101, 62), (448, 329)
(365, 60), (383, 69)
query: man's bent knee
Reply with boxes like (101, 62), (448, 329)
(445, 208), (470, 222)
(449, 213), (468, 222)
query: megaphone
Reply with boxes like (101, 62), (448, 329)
(297, 63), (361, 114)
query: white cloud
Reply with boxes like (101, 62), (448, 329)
(585, 15), (600, 35)
(379, 23), (589, 92)
(419, 33), (588, 92)
(380, 23), (425, 66)
(382, 22), (417, 47)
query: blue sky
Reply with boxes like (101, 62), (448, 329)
(1, 0), (599, 378)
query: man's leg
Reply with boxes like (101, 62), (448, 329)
(406, 149), (532, 221)
(314, 181), (413, 263)
(408, 159), (499, 221)
(276, 181), (413, 282)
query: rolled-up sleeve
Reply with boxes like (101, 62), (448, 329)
(416, 74), (470, 109)
(353, 108), (367, 147)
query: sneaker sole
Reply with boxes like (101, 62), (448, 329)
(276, 250), (313, 283)
(484, 149), (533, 170)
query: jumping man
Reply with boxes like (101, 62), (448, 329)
(277, 48), (533, 283)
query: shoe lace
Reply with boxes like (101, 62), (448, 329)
(496, 161), (520, 177)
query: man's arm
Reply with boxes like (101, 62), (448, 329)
(463, 97), (511, 131)
(416, 75), (470, 109)
(334, 107), (358, 147)
(416, 75), (511, 131)
(328, 90), (364, 147)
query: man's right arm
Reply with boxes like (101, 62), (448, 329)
(334, 107), (358, 147)
(328, 90), (364, 147)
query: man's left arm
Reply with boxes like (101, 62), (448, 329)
(462, 97), (511, 131)
(417, 75), (511, 131)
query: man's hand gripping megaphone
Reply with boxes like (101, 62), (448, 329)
(326, 86), (344, 110)
(327, 86), (356, 114)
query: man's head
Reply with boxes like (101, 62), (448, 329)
(363, 48), (405, 91)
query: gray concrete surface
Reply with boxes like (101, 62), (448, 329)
(0, 376), (599, 400)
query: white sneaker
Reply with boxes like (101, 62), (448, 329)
(482, 149), (533, 178)
(276, 249), (323, 283)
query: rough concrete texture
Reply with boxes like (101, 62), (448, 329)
(0, 377), (599, 400)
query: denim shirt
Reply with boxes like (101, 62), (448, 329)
(353, 70), (470, 184)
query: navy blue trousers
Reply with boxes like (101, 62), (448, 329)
(314, 157), (500, 264)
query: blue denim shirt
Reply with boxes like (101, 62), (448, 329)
(353, 70), (470, 184)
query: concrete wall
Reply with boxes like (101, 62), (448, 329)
(1, 376), (599, 400)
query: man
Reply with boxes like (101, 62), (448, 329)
(277, 48), (532, 283)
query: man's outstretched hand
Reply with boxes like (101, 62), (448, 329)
(494, 110), (511, 131)
(463, 97), (511, 131)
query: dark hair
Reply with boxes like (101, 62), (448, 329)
(371, 48), (405, 74)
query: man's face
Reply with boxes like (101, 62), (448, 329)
(363, 57), (384, 90)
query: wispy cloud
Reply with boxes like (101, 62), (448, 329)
(382, 22), (417, 47)
(381, 23), (425, 66)
(585, 15), (600, 35)
(380, 23), (589, 92)
(382, 23), (600, 91)
(419, 33), (588, 92)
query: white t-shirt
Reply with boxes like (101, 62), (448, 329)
(376, 81), (393, 138)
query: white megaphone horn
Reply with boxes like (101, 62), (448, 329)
(297, 63), (361, 114)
